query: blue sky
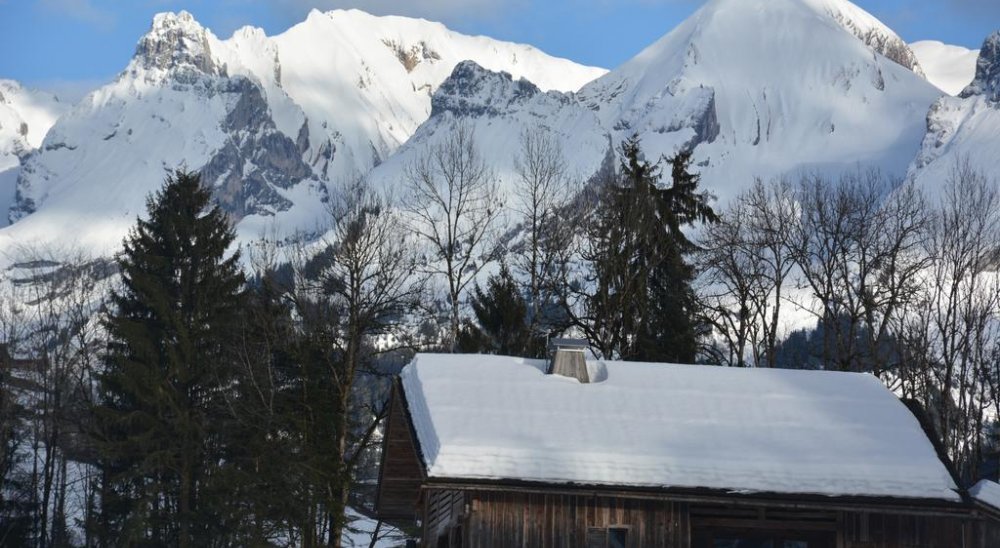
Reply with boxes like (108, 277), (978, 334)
(1, 0), (997, 99)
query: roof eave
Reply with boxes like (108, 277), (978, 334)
(421, 476), (970, 517)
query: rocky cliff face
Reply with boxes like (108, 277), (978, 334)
(431, 61), (545, 119)
(131, 11), (222, 80)
(908, 32), (1000, 196)
(2, 9), (605, 255)
(10, 11), (315, 226)
(821, 1), (924, 76)
(960, 32), (1000, 103)
(198, 77), (313, 219)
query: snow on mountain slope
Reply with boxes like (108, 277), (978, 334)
(911, 41), (979, 96)
(7, 12), (315, 255)
(0, 81), (68, 229)
(269, 8), (605, 179)
(368, 61), (610, 197)
(375, 0), (942, 204)
(809, 0), (924, 75)
(909, 32), (1000, 194)
(0, 81), (67, 172)
(580, 0), (940, 198)
(2, 10), (605, 256)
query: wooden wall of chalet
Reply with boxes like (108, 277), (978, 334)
(428, 489), (690, 548)
(420, 488), (989, 548)
(841, 511), (973, 547)
(425, 489), (466, 545)
(375, 382), (425, 521)
(972, 512), (1000, 547)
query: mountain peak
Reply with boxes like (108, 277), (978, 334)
(431, 61), (542, 118)
(132, 11), (220, 77)
(960, 32), (1000, 102)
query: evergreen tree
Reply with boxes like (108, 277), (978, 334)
(457, 265), (538, 356)
(0, 358), (34, 546)
(579, 137), (717, 361)
(637, 151), (718, 362)
(94, 170), (245, 547)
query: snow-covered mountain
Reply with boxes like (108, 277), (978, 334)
(909, 32), (1000, 194)
(0, 81), (66, 172)
(0, 81), (68, 229)
(373, 0), (943, 204)
(4, 0), (992, 261)
(3, 10), (605, 255)
(911, 41), (980, 96)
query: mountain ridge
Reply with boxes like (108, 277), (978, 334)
(2, 1), (996, 261)
(2, 9), (605, 255)
(369, 0), (943, 206)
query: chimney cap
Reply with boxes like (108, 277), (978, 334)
(548, 338), (588, 352)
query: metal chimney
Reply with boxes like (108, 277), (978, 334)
(547, 338), (590, 383)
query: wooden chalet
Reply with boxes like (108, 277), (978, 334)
(377, 345), (1000, 547)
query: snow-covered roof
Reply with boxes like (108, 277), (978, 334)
(400, 353), (961, 502)
(970, 480), (1000, 512)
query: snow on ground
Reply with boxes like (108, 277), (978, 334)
(911, 41), (980, 96)
(343, 507), (410, 547)
(402, 353), (960, 502)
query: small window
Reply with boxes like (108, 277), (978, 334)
(608, 527), (628, 548)
(588, 527), (629, 548)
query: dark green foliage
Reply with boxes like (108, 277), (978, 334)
(581, 137), (717, 361)
(638, 150), (718, 363)
(639, 241), (703, 363)
(458, 265), (540, 356)
(94, 170), (246, 547)
(0, 382), (34, 546)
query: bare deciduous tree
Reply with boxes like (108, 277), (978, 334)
(511, 130), (572, 344)
(792, 171), (930, 376)
(698, 198), (769, 367)
(0, 245), (110, 547)
(897, 161), (1000, 480)
(699, 178), (799, 367)
(404, 123), (505, 351)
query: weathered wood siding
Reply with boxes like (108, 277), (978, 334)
(375, 382), (424, 520)
(424, 489), (466, 545)
(841, 511), (973, 548)
(972, 513), (1000, 548)
(418, 488), (992, 548)
(690, 503), (837, 547)
(456, 491), (689, 548)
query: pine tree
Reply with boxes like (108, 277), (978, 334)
(580, 137), (717, 361)
(457, 264), (538, 356)
(637, 151), (718, 363)
(94, 170), (245, 547)
(0, 355), (34, 546)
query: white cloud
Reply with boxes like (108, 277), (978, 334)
(37, 0), (116, 30)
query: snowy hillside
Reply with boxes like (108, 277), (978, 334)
(911, 41), (980, 95)
(910, 32), (1000, 194)
(0, 80), (66, 171)
(2, 10), (605, 256)
(0, 81), (68, 228)
(367, 61), (610, 196)
(374, 0), (943, 204)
